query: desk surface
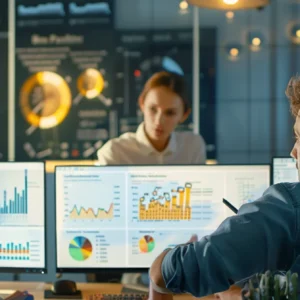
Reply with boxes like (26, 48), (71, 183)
(0, 282), (197, 300)
(0, 282), (242, 300)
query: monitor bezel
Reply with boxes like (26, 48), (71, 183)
(0, 161), (47, 274)
(54, 163), (271, 273)
(271, 156), (297, 185)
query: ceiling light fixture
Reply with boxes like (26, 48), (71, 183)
(223, 0), (239, 5)
(187, 0), (270, 10)
(225, 11), (235, 19)
(179, 0), (189, 10)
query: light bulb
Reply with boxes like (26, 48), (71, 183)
(296, 30), (300, 38)
(223, 0), (239, 5)
(179, 0), (189, 10)
(252, 37), (261, 46)
(230, 48), (239, 57)
(226, 11), (235, 19)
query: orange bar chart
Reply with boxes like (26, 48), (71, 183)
(139, 183), (192, 220)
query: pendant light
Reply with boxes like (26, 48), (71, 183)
(187, 0), (270, 10)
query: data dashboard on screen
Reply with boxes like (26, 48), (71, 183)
(272, 157), (298, 184)
(0, 162), (45, 271)
(55, 165), (270, 270)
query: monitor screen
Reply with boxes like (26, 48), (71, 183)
(55, 165), (270, 271)
(273, 157), (298, 184)
(0, 162), (46, 272)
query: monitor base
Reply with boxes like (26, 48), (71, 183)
(44, 290), (82, 299)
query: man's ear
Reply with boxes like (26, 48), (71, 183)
(179, 108), (191, 123)
(138, 96), (144, 112)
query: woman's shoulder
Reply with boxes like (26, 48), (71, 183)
(174, 131), (206, 146)
(97, 132), (139, 165)
(100, 132), (138, 151)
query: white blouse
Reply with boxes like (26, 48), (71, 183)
(97, 123), (206, 165)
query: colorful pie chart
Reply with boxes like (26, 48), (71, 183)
(69, 236), (93, 261)
(139, 235), (155, 253)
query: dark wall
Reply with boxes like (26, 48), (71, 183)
(0, 0), (8, 161)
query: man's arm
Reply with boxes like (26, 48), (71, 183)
(149, 183), (298, 298)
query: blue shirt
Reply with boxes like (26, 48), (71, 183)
(161, 182), (300, 297)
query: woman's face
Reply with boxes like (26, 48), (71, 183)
(291, 114), (300, 180)
(139, 86), (190, 143)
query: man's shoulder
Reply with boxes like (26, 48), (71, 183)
(263, 182), (300, 207)
(279, 182), (300, 206)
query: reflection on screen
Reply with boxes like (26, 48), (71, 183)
(273, 158), (298, 184)
(0, 163), (45, 271)
(55, 165), (270, 269)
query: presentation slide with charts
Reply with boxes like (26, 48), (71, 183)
(0, 163), (45, 269)
(56, 165), (270, 269)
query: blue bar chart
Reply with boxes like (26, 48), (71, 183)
(0, 170), (28, 215)
(0, 241), (30, 261)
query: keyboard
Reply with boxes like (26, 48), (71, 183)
(86, 293), (148, 300)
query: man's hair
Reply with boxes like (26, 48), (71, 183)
(286, 76), (300, 117)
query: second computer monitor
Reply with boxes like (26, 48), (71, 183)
(55, 165), (270, 272)
(272, 157), (298, 184)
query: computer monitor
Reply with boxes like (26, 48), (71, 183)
(272, 157), (298, 184)
(55, 164), (270, 272)
(0, 162), (46, 273)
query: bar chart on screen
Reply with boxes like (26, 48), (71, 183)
(138, 183), (192, 220)
(0, 168), (44, 226)
(0, 170), (28, 215)
(128, 171), (226, 229)
(0, 228), (45, 268)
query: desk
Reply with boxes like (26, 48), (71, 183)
(0, 282), (241, 300)
(0, 282), (192, 300)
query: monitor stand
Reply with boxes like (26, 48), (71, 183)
(44, 280), (82, 299)
(13, 274), (20, 281)
(87, 271), (123, 283)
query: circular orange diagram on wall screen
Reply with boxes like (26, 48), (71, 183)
(20, 71), (72, 129)
(77, 68), (104, 99)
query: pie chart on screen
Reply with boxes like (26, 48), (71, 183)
(69, 236), (93, 261)
(139, 235), (155, 253)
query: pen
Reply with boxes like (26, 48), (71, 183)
(222, 198), (238, 214)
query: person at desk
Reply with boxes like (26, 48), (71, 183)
(97, 71), (206, 165)
(148, 76), (300, 299)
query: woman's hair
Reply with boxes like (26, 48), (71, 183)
(286, 76), (300, 117)
(139, 71), (190, 112)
